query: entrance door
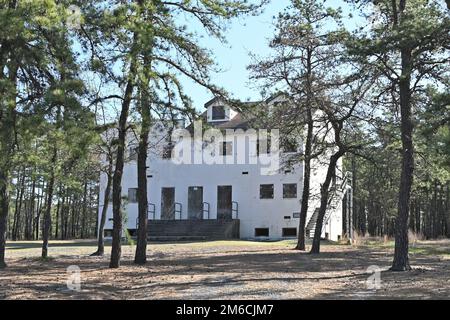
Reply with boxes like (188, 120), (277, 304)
(217, 186), (232, 220)
(161, 188), (175, 220)
(188, 186), (203, 220)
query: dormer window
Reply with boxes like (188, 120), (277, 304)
(212, 105), (226, 120)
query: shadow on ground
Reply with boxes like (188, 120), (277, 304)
(1, 240), (449, 299)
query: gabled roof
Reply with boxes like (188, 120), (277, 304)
(204, 96), (223, 108)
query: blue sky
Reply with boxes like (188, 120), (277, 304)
(182, 0), (289, 110)
(181, 0), (361, 111)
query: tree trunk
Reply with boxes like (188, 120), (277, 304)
(296, 110), (313, 250)
(134, 88), (151, 264)
(0, 59), (17, 268)
(26, 175), (36, 240)
(55, 185), (61, 239)
(310, 153), (340, 254)
(0, 169), (10, 268)
(42, 146), (57, 259)
(110, 56), (138, 269)
(92, 164), (112, 256)
(391, 44), (413, 271)
(12, 170), (25, 241)
(80, 179), (88, 239)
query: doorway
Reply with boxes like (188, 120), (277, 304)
(188, 186), (203, 220)
(217, 185), (232, 220)
(161, 187), (175, 220)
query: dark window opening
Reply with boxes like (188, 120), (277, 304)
(260, 184), (274, 199)
(127, 229), (137, 237)
(283, 184), (297, 199)
(128, 188), (138, 203)
(212, 105), (226, 120)
(282, 228), (297, 237)
(162, 143), (174, 159)
(257, 138), (271, 155)
(255, 228), (269, 237)
(220, 141), (233, 156)
(104, 229), (113, 237)
(242, 172), (249, 175)
(282, 137), (298, 153)
(129, 146), (138, 161)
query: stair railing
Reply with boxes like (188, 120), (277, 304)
(232, 201), (239, 219)
(320, 171), (353, 236)
(174, 202), (182, 220)
(148, 203), (156, 220)
(136, 203), (156, 228)
(203, 202), (210, 220)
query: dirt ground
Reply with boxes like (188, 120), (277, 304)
(1, 239), (449, 299)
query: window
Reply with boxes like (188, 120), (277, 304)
(128, 188), (138, 203)
(129, 146), (138, 161)
(220, 141), (233, 156)
(104, 229), (113, 237)
(127, 229), (137, 237)
(293, 212), (300, 218)
(283, 184), (297, 198)
(162, 143), (174, 159)
(282, 228), (297, 237)
(212, 105), (226, 120)
(260, 184), (274, 199)
(257, 138), (271, 155)
(255, 228), (269, 237)
(282, 137), (298, 153)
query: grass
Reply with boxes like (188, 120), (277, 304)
(353, 236), (450, 259)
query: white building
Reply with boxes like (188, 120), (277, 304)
(99, 96), (351, 241)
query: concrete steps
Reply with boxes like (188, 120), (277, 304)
(306, 208), (319, 239)
(148, 235), (207, 242)
(147, 219), (240, 240)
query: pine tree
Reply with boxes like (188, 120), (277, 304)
(346, 0), (449, 270)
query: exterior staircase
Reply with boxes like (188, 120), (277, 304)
(147, 219), (240, 241)
(306, 208), (320, 239)
(305, 172), (352, 239)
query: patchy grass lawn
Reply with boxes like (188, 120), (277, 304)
(1, 239), (450, 300)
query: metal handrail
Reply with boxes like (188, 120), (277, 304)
(174, 202), (182, 220)
(232, 201), (239, 219)
(137, 203), (156, 228)
(148, 203), (156, 220)
(203, 202), (210, 220)
(321, 171), (353, 235)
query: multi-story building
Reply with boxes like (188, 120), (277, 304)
(99, 96), (352, 241)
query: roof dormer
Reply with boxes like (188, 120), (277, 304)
(205, 97), (238, 123)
